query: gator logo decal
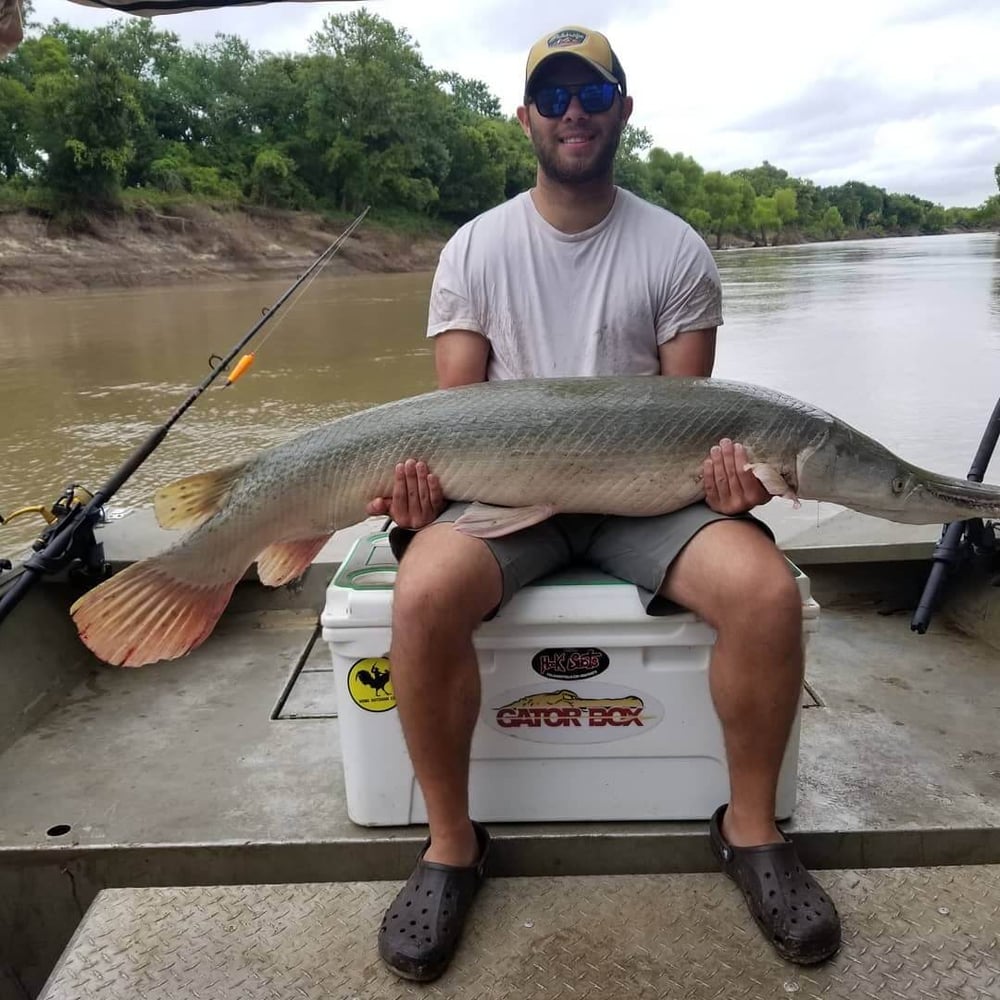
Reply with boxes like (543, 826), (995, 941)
(486, 684), (663, 744)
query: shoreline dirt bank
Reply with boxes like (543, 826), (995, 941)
(2, 207), (993, 297)
(0, 207), (449, 296)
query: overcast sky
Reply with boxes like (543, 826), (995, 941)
(28, 0), (1000, 207)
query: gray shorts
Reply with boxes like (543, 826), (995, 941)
(389, 502), (774, 618)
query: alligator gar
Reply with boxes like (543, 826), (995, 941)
(71, 375), (1000, 666)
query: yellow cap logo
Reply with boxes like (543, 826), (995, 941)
(347, 658), (396, 712)
(548, 29), (587, 47)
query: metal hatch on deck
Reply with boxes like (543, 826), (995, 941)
(272, 627), (338, 720)
(36, 867), (1000, 999)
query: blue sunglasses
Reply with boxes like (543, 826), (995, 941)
(530, 81), (618, 118)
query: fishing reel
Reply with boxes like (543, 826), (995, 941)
(0, 484), (109, 584)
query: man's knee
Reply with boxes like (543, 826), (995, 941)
(392, 565), (475, 632)
(702, 557), (804, 678)
(664, 521), (802, 630)
(391, 527), (502, 633)
(725, 563), (803, 630)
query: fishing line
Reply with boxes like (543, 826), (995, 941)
(220, 207), (370, 388)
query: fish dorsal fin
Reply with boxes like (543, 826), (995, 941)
(256, 535), (333, 587)
(154, 462), (247, 530)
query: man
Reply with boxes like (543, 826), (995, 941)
(367, 24), (842, 982)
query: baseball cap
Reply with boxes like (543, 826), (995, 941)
(524, 26), (627, 103)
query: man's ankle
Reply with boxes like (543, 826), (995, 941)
(721, 803), (784, 848)
(424, 819), (480, 866)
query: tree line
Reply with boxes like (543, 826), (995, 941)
(2, 5), (999, 245)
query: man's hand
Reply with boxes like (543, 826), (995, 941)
(366, 459), (446, 529)
(702, 439), (772, 515)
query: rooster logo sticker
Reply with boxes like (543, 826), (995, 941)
(347, 658), (396, 712)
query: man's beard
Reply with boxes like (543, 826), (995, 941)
(531, 123), (622, 185)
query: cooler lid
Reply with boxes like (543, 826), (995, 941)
(320, 530), (816, 631)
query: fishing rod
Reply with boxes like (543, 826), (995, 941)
(911, 393), (1000, 634)
(0, 205), (371, 627)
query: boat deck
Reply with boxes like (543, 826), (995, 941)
(2, 571), (999, 866)
(2, 509), (999, 997)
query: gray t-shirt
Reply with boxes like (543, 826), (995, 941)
(427, 187), (722, 380)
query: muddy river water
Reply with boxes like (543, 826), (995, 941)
(1, 232), (998, 559)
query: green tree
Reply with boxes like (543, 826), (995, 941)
(486, 117), (535, 200)
(163, 34), (259, 189)
(148, 142), (240, 198)
(701, 171), (741, 249)
(31, 42), (144, 210)
(437, 120), (505, 220)
(731, 160), (788, 197)
(921, 205), (946, 234)
(826, 184), (862, 229)
(243, 54), (319, 196)
(686, 207), (711, 238)
(820, 205), (845, 240)
(824, 181), (888, 230)
(774, 186), (798, 232)
(944, 206), (974, 230)
(789, 178), (825, 228)
(250, 147), (300, 207)
(90, 18), (182, 81)
(646, 148), (704, 219)
(734, 178), (756, 236)
(614, 124), (652, 199)
(884, 192), (923, 230)
(438, 71), (501, 118)
(85, 20), (185, 189)
(435, 69), (509, 218)
(853, 181), (884, 227)
(306, 9), (451, 212)
(9, 5), (998, 234)
(6, 32), (70, 80)
(978, 194), (1000, 225)
(752, 195), (780, 246)
(0, 75), (33, 180)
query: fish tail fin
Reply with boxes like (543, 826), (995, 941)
(154, 461), (248, 530)
(70, 555), (241, 667)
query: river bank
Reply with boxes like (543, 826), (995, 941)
(0, 206), (449, 296)
(1, 206), (994, 296)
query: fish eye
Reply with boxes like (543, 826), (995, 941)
(891, 476), (906, 494)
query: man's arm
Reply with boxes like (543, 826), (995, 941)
(659, 327), (771, 514)
(435, 329), (491, 388)
(365, 330), (490, 526)
(657, 327), (716, 377)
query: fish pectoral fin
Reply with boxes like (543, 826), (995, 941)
(256, 535), (332, 587)
(154, 461), (248, 530)
(745, 462), (802, 509)
(452, 502), (558, 539)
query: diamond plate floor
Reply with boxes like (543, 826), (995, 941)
(40, 866), (1000, 999)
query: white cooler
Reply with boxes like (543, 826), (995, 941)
(320, 531), (820, 827)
